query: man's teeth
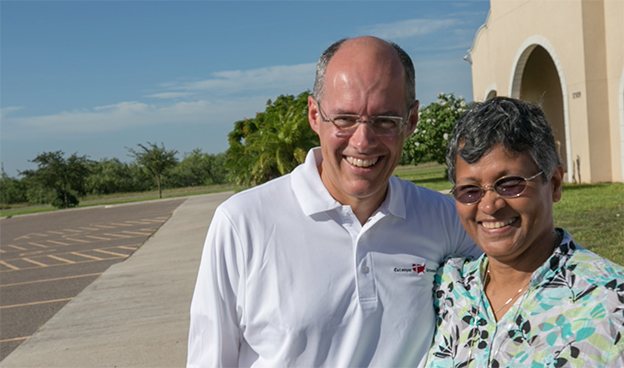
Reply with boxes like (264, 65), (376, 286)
(346, 156), (379, 168)
(481, 218), (517, 229)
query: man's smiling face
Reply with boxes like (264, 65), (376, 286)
(308, 37), (418, 208)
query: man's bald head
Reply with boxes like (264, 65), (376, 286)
(312, 36), (416, 110)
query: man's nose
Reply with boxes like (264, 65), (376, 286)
(349, 121), (378, 149)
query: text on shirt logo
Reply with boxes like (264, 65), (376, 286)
(394, 264), (426, 274)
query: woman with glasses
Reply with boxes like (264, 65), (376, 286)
(423, 97), (624, 367)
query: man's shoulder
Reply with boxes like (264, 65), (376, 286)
(392, 176), (456, 209)
(394, 176), (452, 199)
(219, 174), (295, 214)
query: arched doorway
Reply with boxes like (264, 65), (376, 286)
(483, 84), (497, 101)
(519, 46), (567, 169)
(510, 39), (569, 176)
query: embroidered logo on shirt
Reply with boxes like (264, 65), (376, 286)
(394, 264), (426, 274)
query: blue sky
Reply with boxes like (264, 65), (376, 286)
(1, 1), (489, 177)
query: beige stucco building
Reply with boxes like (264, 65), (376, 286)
(469, 0), (623, 183)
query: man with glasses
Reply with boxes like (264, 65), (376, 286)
(187, 36), (479, 368)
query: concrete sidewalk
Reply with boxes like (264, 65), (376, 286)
(0, 192), (234, 368)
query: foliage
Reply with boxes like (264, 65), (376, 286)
(127, 142), (178, 198)
(0, 166), (28, 206)
(402, 93), (468, 169)
(226, 91), (319, 186)
(51, 189), (79, 208)
(85, 158), (152, 195)
(19, 151), (90, 208)
(25, 179), (56, 206)
(164, 149), (228, 188)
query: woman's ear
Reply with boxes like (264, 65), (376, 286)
(551, 165), (564, 203)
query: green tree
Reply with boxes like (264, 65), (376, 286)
(402, 93), (468, 171)
(20, 151), (90, 208)
(0, 166), (28, 206)
(85, 158), (152, 194)
(226, 91), (319, 186)
(127, 142), (178, 198)
(165, 149), (228, 188)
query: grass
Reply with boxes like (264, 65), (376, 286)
(0, 184), (238, 218)
(2, 166), (623, 266)
(553, 183), (624, 265)
(393, 163), (453, 192)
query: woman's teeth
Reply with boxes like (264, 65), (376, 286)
(481, 218), (517, 229)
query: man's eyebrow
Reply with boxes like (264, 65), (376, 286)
(331, 109), (402, 117)
(373, 110), (402, 117)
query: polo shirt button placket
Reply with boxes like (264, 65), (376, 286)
(356, 252), (378, 310)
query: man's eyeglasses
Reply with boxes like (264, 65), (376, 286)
(317, 101), (410, 137)
(451, 171), (544, 205)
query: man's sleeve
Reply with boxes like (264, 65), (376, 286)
(187, 207), (244, 368)
(443, 196), (481, 259)
(453, 226), (480, 259)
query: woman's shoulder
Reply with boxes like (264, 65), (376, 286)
(557, 231), (624, 319)
(440, 253), (482, 269)
(435, 254), (484, 284)
(560, 230), (624, 284)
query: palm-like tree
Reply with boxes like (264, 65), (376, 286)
(227, 92), (319, 186)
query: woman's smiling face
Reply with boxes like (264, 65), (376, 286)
(453, 143), (563, 264)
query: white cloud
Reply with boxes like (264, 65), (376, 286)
(2, 61), (318, 140)
(0, 106), (24, 118)
(144, 92), (196, 99)
(170, 63), (316, 95)
(360, 18), (459, 40)
(2, 96), (269, 138)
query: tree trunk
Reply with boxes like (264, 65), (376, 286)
(157, 174), (162, 199)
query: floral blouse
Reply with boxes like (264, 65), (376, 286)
(424, 229), (624, 368)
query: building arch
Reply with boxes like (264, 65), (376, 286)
(484, 84), (497, 101)
(509, 36), (571, 179)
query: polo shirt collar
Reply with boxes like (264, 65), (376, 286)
(387, 176), (406, 219)
(291, 148), (406, 220)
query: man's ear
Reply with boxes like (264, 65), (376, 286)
(308, 96), (320, 134)
(405, 100), (419, 137)
(551, 165), (564, 203)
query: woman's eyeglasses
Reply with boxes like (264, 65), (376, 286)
(451, 171), (544, 205)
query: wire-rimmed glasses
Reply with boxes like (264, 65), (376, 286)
(451, 171), (544, 205)
(316, 101), (411, 137)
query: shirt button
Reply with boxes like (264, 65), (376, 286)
(361, 265), (369, 274)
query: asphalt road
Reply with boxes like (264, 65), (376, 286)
(0, 198), (186, 361)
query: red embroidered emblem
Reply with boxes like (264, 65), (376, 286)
(413, 264), (425, 274)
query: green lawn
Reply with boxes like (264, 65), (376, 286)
(393, 163), (453, 192)
(553, 183), (624, 265)
(0, 185), (237, 217)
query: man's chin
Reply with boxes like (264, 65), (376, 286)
(342, 181), (389, 200)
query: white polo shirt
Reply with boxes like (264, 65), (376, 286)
(188, 148), (478, 368)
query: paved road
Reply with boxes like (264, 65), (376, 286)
(0, 198), (186, 361)
(0, 192), (233, 368)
